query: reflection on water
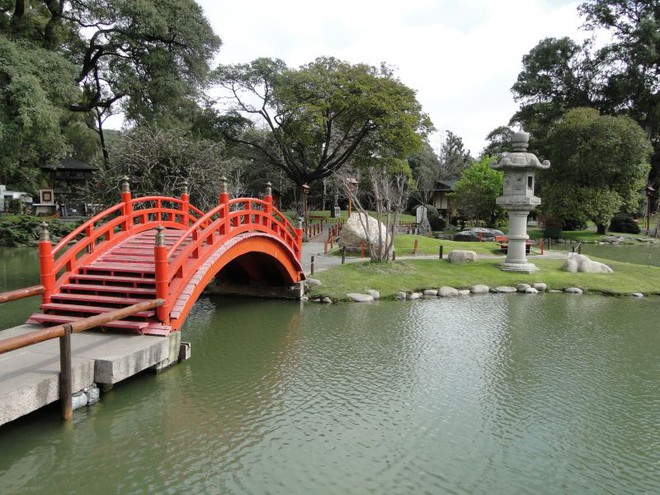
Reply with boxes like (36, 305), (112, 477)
(0, 247), (659, 494)
(0, 292), (658, 495)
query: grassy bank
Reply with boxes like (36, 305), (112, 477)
(308, 256), (660, 301)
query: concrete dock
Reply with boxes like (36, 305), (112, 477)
(0, 324), (181, 427)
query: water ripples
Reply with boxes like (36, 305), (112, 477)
(0, 295), (658, 494)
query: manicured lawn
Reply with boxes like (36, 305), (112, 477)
(393, 234), (505, 256)
(307, 256), (660, 301)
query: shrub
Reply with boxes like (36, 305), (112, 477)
(424, 204), (446, 230)
(609, 213), (640, 234)
(562, 218), (587, 231)
(0, 216), (78, 246)
(543, 218), (563, 239)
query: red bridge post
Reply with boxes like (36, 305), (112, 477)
(264, 181), (273, 230)
(180, 180), (190, 226)
(154, 225), (170, 324)
(295, 218), (303, 261)
(121, 176), (132, 232)
(219, 176), (230, 234)
(38, 222), (55, 304)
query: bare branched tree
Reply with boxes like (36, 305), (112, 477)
(87, 127), (232, 210)
(341, 161), (410, 262)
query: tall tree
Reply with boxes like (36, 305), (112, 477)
(481, 126), (515, 159)
(1, 0), (221, 165)
(543, 108), (652, 234)
(408, 141), (441, 204)
(450, 156), (504, 227)
(0, 34), (79, 191)
(511, 1), (659, 189)
(580, 0), (660, 188)
(510, 36), (598, 155)
(212, 57), (433, 193)
(438, 130), (472, 180)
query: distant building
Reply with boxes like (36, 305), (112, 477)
(39, 157), (99, 217)
(0, 185), (33, 213)
(430, 179), (456, 218)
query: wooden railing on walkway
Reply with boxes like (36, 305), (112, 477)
(0, 289), (164, 421)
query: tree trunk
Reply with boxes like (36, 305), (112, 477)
(596, 223), (607, 235)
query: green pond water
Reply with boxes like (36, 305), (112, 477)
(0, 247), (658, 495)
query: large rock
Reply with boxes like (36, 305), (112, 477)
(562, 254), (613, 273)
(471, 284), (490, 294)
(338, 213), (387, 250)
(447, 250), (478, 263)
(346, 293), (374, 302)
(438, 286), (459, 297)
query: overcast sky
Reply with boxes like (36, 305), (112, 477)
(197, 0), (592, 156)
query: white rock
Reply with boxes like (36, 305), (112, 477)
(548, 289), (563, 293)
(322, 297), (333, 304)
(395, 291), (407, 300)
(366, 289), (381, 300)
(409, 292), (422, 300)
(470, 284), (490, 294)
(562, 254), (613, 273)
(438, 286), (459, 297)
(301, 296), (309, 301)
(533, 283), (547, 292)
(423, 289), (438, 296)
(338, 213), (387, 250)
(525, 287), (539, 294)
(631, 292), (644, 298)
(564, 287), (583, 294)
(495, 286), (517, 293)
(346, 293), (374, 302)
(305, 278), (322, 287)
(458, 290), (471, 296)
(447, 250), (478, 263)
(517, 283), (531, 293)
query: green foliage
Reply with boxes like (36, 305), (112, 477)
(0, 216), (77, 246)
(544, 108), (652, 233)
(609, 213), (641, 234)
(450, 156), (504, 226)
(213, 56), (433, 190)
(94, 126), (228, 210)
(408, 141), (441, 204)
(0, 34), (78, 191)
(438, 130), (472, 180)
(423, 204), (446, 230)
(1, 0), (221, 171)
(512, 1), (660, 189)
(481, 126), (515, 159)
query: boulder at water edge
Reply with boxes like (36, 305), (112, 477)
(347, 293), (375, 302)
(562, 254), (613, 273)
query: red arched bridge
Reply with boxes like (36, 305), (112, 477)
(26, 178), (305, 336)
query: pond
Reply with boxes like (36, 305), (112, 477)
(0, 247), (658, 494)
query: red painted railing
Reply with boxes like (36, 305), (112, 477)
(155, 195), (302, 323)
(36, 180), (303, 327)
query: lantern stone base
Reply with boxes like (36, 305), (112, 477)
(497, 262), (539, 273)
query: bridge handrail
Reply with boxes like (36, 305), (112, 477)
(49, 196), (198, 279)
(162, 198), (300, 291)
(0, 299), (164, 421)
(166, 198), (298, 259)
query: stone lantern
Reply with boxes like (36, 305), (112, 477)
(491, 131), (550, 272)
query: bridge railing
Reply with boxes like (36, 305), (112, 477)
(38, 178), (201, 303)
(157, 182), (302, 323)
